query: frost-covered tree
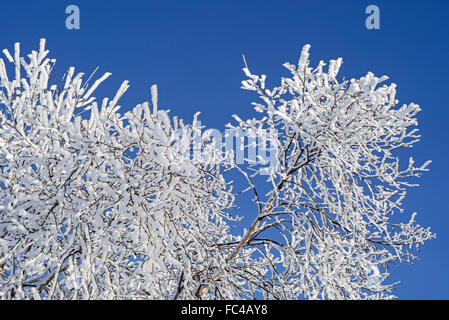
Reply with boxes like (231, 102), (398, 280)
(0, 40), (434, 300)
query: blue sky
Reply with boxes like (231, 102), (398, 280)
(1, 0), (448, 299)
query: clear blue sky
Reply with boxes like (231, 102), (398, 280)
(1, 0), (448, 299)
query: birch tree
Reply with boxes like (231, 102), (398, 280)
(0, 40), (434, 300)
